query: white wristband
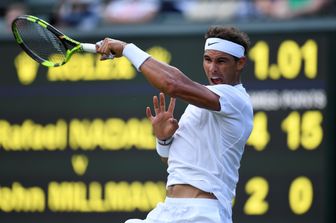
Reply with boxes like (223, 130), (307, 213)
(156, 138), (173, 158)
(157, 137), (173, 146)
(122, 43), (151, 71)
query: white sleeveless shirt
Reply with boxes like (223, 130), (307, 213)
(166, 84), (253, 217)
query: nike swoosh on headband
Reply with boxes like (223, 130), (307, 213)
(207, 42), (219, 46)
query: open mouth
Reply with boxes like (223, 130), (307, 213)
(210, 77), (223, 85)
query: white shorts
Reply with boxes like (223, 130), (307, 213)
(125, 197), (230, 223)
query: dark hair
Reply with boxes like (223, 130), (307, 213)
(205, 26), (250, 57)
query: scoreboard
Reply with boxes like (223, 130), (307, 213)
(0, 21), (335, 223)
(233, 31), (333, 223)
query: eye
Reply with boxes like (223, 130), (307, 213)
(217, 58), (227, 64)
(217, 56), (233, 64)
(204, 56), (212, 63)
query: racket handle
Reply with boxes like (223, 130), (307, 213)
(81, 43), (114, 59)
(81, 43), (97, 53)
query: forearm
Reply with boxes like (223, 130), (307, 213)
(122, 43), (191, 96)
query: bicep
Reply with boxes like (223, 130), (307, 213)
(174, 81), (221, 111)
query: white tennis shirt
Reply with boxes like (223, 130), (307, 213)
(166, 83), (253, 217)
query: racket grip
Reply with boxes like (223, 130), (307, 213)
(81, 43), (114, 59)
(81, 43), (97, 53)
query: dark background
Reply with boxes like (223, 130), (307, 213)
(0, 21), (334, 223)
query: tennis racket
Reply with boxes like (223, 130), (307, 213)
(11, 15), (112, 67)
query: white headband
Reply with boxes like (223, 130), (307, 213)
(204, 38), (245, 58)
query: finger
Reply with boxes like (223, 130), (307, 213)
(146, 107), (153, 121)
(167, 97), (176, 113)
(96, 40), (103, 47)
(100, 39), (109, 54)
(100, 54), (108, 61)
(153, 95), (160, 115)
(96, 40), (104, 53)
(169, 118), (177, 124)
(98, 38), (110, 55)
(96, 41), (102, 53)
(169, 118), (179, 129)
(159, 92), (165, 112)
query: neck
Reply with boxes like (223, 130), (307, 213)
(225, 75), (241, 86)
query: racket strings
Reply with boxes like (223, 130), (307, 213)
(14, 19), (67, 64)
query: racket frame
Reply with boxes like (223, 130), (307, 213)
(12, 15), (87, 67)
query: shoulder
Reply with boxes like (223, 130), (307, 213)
(206, 84), (249, 101)
(206, 84), (252, 115)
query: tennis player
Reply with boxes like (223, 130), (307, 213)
(97, 25), (254, 223)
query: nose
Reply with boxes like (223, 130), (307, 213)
(209, 62), (218, 74)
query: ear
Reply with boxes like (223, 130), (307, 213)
(237, 56), (247, 71)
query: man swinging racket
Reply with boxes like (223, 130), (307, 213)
(96, 25), (254, 223)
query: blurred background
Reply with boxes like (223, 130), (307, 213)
(0, 0), (335, 223)
(0, 0), (335, 32)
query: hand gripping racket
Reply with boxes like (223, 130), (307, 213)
(11, 15), (113, 67)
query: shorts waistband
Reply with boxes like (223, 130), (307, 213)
(164, 197), (220, 207)
(167, 184), (217, 200)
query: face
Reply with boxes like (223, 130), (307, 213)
(203, 49), (246, 85)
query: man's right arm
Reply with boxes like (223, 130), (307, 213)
(139, 56), (221, 111)
(96, 39), (221, 111)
